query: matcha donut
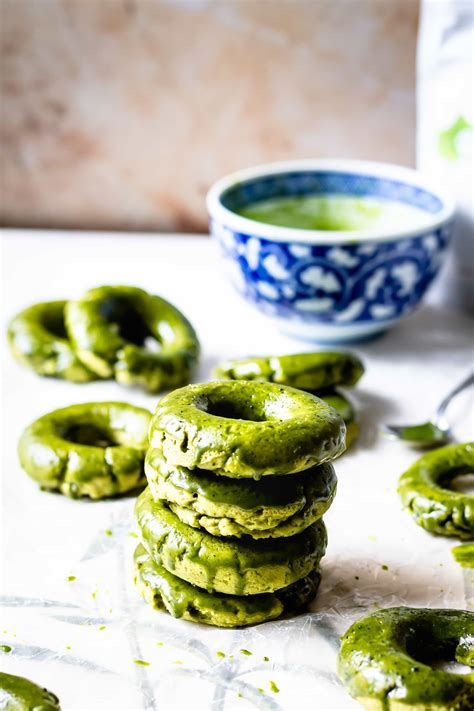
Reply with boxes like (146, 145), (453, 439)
(337, 607), (474, 711)
(149, 381), (345, 479)
(136, 487), (327, 595)
(214, 351), (364, 390)
(7, 301), (96, 383)
(398, 442), (474, 540)
(145, 447), (337, 538)
(134, 543), (320, 628)
(19, 402), (151, 499)
(65, 286), (199, 393)
(0, 671), (61, 710)
(316, 390), (359, 449)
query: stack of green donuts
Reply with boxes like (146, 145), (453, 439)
(134, 380), (346, 627)
(214, 351), (364, 449)
(7, 285), (199, 393)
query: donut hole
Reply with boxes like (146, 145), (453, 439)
(438, 469), (474, 494)
(41, 309), (68, 339)
(195, 386), (302, 422)
(63, 423), (116, 448)
(196, 394), (268, 422)
(100, 296), (155, 348)
(445, 472), (474, 494)
(405, 631), (471, 674)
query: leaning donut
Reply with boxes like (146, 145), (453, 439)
(65, 285), (199, 393)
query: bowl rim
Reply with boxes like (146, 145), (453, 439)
(206, 158), (456, 245)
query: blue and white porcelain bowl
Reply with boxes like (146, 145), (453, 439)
(207, 160), (456, 342)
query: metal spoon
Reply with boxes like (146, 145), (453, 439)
(382, 371), (474, 447)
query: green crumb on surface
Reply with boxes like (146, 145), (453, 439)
(67, 575), (76, 582)
(174, 661), (183, 665)
(270, 681), (280, 694)
(381, 564), (389, 571)
(156, 642), (164, 647)
(229, 655), (234, 660)
(104, 529), (113, 536)
(99, 625), (106, 631)
(0, 645), (12, 653)
(134, 659), (149, 666)
(216, 651), (226, 658)
(257, 688), (264, 694)
(237, 693), (243, 698)
(240, 649), (252, 656)
(128, 532), (138, 538)
(65, 646), (71, 650)
(263, 656), (270, 662)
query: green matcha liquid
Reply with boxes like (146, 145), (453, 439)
(237, 195), (430, 231)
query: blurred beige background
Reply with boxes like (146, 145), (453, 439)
(0, 0), (419, 232)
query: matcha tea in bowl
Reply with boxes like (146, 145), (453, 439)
(206, 159), (455, 342)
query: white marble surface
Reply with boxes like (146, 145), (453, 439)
(1, 2), (418, 232)
(1, 230), (473, 710)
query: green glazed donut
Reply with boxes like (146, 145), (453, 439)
(65, 286), (199, 393)
(135, 487), (327, 595)
(7, 301), (96, 383)
(316, 390), (359, 449)
(145, 447), (337, 538)
(214, 351), (364, 390)
(337, 607), (474, 711)
(134, 543), (321, 628)
(398, 442), (474, 540)
(0, 671), (61, 710)
(149, 381), (345, 479)
(18, 402), (151, 499)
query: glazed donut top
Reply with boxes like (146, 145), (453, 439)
(149, 381), (346, 478)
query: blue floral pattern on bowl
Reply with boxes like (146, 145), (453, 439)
(212, 221), (451, 324)
(208, 165), (455, 341)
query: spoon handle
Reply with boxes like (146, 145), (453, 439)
(436, 371), (474, 423)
